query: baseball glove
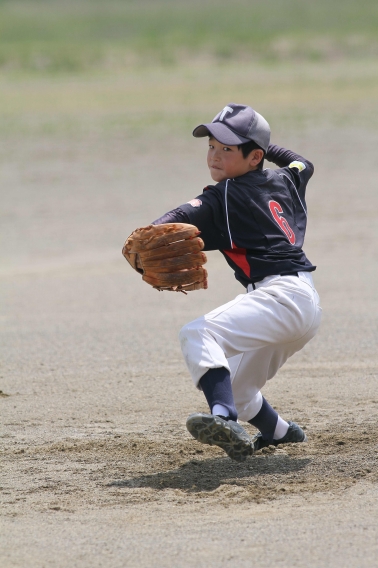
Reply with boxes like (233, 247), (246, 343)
(122, 223), (208, 293)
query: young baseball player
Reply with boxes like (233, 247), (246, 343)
(152, 103), (322, 461)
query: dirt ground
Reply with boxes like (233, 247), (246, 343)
(1, 125), (377, 567)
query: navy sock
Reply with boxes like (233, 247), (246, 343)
(248, 397), (278, 443)
(199, 368), (238, 422)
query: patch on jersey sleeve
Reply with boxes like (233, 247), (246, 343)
(289, 161), (306, 172)
(187, 198), (202, 207)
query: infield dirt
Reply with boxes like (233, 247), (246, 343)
(1, 115), (377, 567)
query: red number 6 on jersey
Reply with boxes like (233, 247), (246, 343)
(268, 200), (296, 244)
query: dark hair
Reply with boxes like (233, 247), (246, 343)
(238, 140), (265, 169)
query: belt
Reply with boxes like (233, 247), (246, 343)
(247, 272), (299, 292)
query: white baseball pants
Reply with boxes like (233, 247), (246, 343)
(179, 272), (322, 422)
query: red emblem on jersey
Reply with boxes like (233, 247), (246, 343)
(268, 200), (296, 244)
(187, 198), (202, 208)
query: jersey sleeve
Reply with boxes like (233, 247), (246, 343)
(152, 187), (230, 251)
(266, 143), (314, 190)
(152, 207), (191, 225)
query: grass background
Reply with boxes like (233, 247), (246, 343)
(0, 0), (377, 137)
(1, 0), (378, 72)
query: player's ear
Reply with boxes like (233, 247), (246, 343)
(248, 149), (264, 168)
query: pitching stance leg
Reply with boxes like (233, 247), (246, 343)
(180, 273), (322, 422)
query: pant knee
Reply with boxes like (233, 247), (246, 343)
(179, 319), (202, 350)
(179, 317), (229, 387)
(178, 322), (191, 350)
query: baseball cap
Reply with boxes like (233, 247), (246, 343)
(192, 103), (270, 152)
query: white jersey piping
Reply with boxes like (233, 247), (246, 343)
(224, 178), (233, 248)
(279, 173), (307, 218)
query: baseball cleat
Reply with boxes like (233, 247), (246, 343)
(186, 412), (254, 462)
(252, 421), (307, 452)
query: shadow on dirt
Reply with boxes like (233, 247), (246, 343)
(108, 454), (311, 492)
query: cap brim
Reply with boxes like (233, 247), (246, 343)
(192, 122), (250, 145)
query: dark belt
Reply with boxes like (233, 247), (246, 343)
(247, 272), (299, 291)
(280, 271), (299, 277)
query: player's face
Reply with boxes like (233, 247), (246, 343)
(207, 137), (258, 182)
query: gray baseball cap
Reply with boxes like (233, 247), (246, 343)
(192, 103), (270, 152)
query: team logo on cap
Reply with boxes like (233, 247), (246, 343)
(187, 198), (202, 208)
(219, 106), (234, 121)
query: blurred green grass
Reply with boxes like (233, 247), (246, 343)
(1, 60), (376, 138)
(0, 0), (376, 138)
(0, 0), (377, 74)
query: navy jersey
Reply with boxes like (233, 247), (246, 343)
(153, 144), (315, 288)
